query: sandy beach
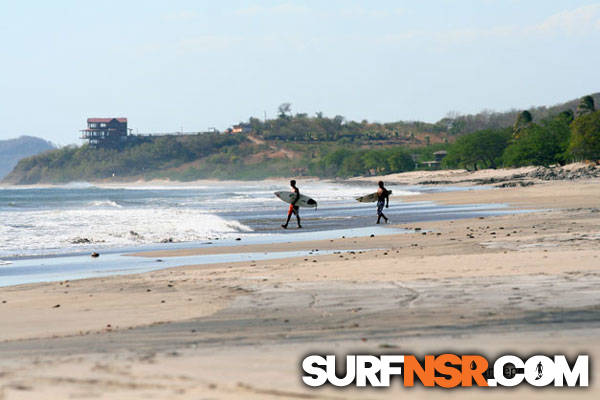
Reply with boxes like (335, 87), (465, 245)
(1, 174), (599, 399)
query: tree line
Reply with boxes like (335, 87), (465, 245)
(5, 133), (248, 183)
(4, 94), (599, 184)
(443, 96), (600, 170)
(244, 103), (442, 143)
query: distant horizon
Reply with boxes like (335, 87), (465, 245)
(1, 1), (599, 145)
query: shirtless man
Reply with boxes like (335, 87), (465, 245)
(282, 180), (302, 229)
(376, 180), (390, 224)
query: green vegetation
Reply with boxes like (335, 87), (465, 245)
(4, 94), (600, 184)
(443, 129), (512, 170)
(443, 96), (599, 170)
(308, 147), (415, 177)
(247, 113), (442, 143)
(503, 113), (571, 167)
(6, 133), (247, 183)
(569, 111), (600, 161)
(576, 95), (596, 117)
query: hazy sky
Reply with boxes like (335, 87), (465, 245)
(1, 0), (599, 145)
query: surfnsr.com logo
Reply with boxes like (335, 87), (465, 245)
(301, 354), (589, 388)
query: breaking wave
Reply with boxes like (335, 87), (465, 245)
(0, 208), (252, 257)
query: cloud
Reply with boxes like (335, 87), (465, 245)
(234, 3), (404, 19)
(150, 4), (600, 56)
(382, 3), (600, 48)
(235, 3), (310, 17)
(534, 3), (600, 35)
(177, 35), (243, 52)
(340, 6), (404, 18)
(163, 10), (198, 21)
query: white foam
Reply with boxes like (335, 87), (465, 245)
(0, 181), (423, 258)
(88, 200), (122, 208)
(268, 182), (419, 202)
(0, 208), (252, 257)
(61, 181), (97, 189)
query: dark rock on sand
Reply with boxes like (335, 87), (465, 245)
(71, 237), (91, 244)
(496, 181), (535, 188)
(417, 180), (454, 185)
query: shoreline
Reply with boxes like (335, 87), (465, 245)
(1, 179), (599, 398)
(1, 201), (532, 286)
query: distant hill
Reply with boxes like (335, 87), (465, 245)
(439, 92), (600, 135)
(3, 93), (598, 183)
(0, 136), (56, 179)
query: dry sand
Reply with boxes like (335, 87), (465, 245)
(1, 178), (599, 399)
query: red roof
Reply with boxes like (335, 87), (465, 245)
(87, 118), (127, 123)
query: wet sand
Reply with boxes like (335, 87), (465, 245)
(1, 179), (599, 399)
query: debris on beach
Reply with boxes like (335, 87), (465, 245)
(129, 230), (144, 239)
(71, 237), (92, 244)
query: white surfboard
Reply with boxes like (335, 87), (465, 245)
(356, 190), (392, 203)
(274, 191), (317, 208)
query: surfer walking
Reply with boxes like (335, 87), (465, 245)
(535, 361), (543, 380)
(376, 181), (390, 224)
(282, 179), (302, 229)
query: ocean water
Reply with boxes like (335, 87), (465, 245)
(0, 181), (508, 260)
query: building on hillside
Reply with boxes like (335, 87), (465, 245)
(433, 150), (448, 162)
(420, 160), (441, 170)
(80, 118), (130, 148)
(420, 151), (448, 170)
(227, 123), (252, 134)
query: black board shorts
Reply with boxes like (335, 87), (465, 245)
(377, 200), (385, 215)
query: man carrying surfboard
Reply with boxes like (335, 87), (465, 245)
(376, 181), (390, 224)
(282, 179), (302, 229)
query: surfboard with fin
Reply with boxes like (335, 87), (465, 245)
(355, 190), (392, 203)
(274, 191), (318, 208)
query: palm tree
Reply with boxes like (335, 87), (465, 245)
(576, 95), (596, 117)
(513, 110), (532, 138)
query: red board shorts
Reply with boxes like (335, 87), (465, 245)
(288, 204), (299, 216)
